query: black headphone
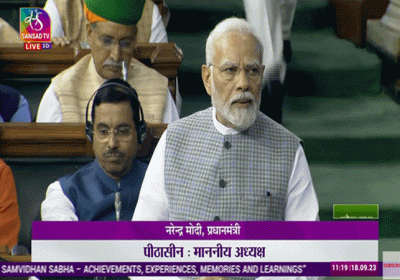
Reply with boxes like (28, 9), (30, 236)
(85, 79), (147, 144)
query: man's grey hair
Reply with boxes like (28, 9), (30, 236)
(205, 17), (263, 65)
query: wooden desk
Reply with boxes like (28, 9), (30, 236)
(330, 0), (389, 48)
(0, 42), (183, 100)
(0, 254), (31, 262)
(0, 123), (167, 158)
(0, 254), (30, 280)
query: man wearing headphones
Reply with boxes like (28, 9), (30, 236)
(41, 79), (148, 221)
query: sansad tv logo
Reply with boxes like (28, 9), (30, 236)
(20, 8), (52, 51)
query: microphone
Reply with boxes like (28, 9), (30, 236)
(95, 192), (121, 280)
(115, 191), (122, 221)
(122, 61), (128, 81)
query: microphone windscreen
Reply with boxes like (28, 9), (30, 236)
(115, 192), (122, 221)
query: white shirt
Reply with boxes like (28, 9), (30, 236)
(36, 82), (179, 123)
(133, 108), (319, 221)
(41, 181), (78, 221)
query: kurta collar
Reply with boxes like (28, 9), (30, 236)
(89, 56), (108, 85)
(212, 107), (241, 136)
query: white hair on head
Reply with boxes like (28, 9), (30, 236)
(205, 17), (263, 65)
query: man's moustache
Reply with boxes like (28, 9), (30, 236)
(103, 150), (125, 158)
(103, 60), (122, 67)
(230, 91), (255, 104)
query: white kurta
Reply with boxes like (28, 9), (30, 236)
(36, 82), (179, 123)
(243, 0), (297, 84)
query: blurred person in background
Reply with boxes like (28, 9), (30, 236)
(243, 0), (297, 123)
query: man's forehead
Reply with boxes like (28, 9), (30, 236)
(218, 58), (261, 66)
(94, 102), (134, 123)
(213, 32), (262, 64)
(93, 21), (137, 37)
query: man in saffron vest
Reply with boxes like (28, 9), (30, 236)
(43, 0), (167, 46)
(133, 17), (318, 223)
(37, 0), (178, 124)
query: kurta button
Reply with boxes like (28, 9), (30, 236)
(214, 216), (221, 221)
(219, 179), (226, 188)
(224, 141), (231, 149)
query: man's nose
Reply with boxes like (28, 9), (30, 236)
(107, 131), (119, 148)
(109, 42), (122, 62)
(236, 67), (250, 91)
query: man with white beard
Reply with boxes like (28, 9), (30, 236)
(132, 17), (318, 223)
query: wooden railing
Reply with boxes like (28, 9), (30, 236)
(0, 123), (167, 158)
(0, 42), (183, 100)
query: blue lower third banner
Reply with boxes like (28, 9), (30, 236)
(22, 221), (380, 277)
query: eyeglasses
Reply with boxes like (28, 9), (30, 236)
(94, 127), (134, 141)
(92, 27), (135, 51)
(209, 63), (264, 81)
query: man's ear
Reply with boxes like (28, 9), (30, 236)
(133, 25), (138, 41)
(201, 64), (212, 97)
(86, 22), (93, 43)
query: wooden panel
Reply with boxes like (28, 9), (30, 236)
(330, 0), (389, 48)
(0, 254), (31, 262)
(0, 44), (80, 75)
(134, 43), (183, 78)
(0, 253), (30, 279)
(331, 0), (363, 47)
(0, 254), (30, 279)
(0, 123), (167, 158)
(0, 42), (183, 99)
(0, 1), (39, 5)
(134, 43), (183, 100)
(0, 42), (182, 77)
(363, 0), (390, 20)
